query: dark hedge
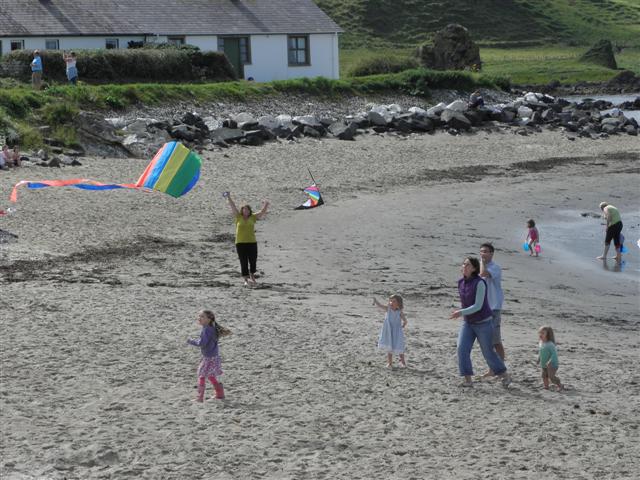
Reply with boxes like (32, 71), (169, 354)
(1, 48), (236, 83)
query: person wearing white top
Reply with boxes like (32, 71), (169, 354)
(479, 242), (505, 378)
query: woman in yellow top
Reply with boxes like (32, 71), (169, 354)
(225, 192), (269, 286)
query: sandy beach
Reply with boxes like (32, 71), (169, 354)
(1, 128), (639, 479)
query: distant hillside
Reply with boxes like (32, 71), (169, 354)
(316, 0), (640, 49)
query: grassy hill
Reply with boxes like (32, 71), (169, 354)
(316, 0), (640, 49)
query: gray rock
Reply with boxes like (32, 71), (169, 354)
(427, 103), (447, 116)
(624, 125), (637, 136)
(408, 106), (428, 117)
(446, 100), (468, 112)
(441, 109), (471, 130)
(408, 117), (434, 132)
(328, 121), (358, 140)
(276, 114), (293, 128)
(257, 115), (279, 131)
(303, 126), (322, 138)
(210, 127), (245, 143)
(233, 112), (258, 130)
(293, 115), (322, 129)
(517, 106), (534, 118)
(169, 124), (203, 142)
(367, 110), (391, 126)
(418, 24), (481, 71)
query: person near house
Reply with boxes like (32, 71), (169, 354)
(63, 51), (79, 85)
(450, 257), (511, 388)
(31, 50), (43, 90)
(478, 243), (504, 378)
(224, 192), (269, 286)
(597, 202), (623, 263)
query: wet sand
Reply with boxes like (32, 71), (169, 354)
(1, 130), (639, 479)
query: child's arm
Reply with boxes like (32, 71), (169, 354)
(372, 297), (387, 312)
(400, 311), (407, 328)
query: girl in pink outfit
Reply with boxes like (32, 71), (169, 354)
(187, 310), (231, 402)
(526, 219), (540, 257)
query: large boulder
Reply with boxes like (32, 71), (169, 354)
(441, 109), (471, 130)
(579, 40), (617, 69)
(418, 24), (481, 71)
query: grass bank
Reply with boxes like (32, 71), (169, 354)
(0, 69), (507, 149)
(341, 47), (640, 85)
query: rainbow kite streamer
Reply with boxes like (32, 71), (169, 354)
(10, 142), (201, 203)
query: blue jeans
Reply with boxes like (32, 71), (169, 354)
(457, 317), (507, 376)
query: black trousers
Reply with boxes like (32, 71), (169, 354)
(236, 243), (258, 276)
(605, 221), (623, 247)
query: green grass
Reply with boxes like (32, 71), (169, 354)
(341, 46), (640, 85)
(316, 0), (640, 49)
(481, 46), (640, 84)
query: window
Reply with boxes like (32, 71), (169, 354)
(105, 38), (119, 49)
(167, 36), (185, 46)
(217, 36), (251, 64)
(10, 40), (24, 51)
(288, 35), (309, 66)
(45, 39), (60, 50)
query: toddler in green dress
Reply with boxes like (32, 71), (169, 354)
(538, 326), (563, 391)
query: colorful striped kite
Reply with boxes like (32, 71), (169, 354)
(295, 170), (324, 210)
(9, 142), (201, 203)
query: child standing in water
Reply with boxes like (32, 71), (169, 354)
(538, 326), (563, 391)
(187, 310), (231, 402)
(373, 294), (407, 368)
(526, 219), (540, 256)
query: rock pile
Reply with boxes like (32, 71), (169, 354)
(580, 40), (617, 70)
(140, 93), (635, 147)
(12, 93), (636, 162)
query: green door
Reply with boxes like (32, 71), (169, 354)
(223, 38), (243, 78)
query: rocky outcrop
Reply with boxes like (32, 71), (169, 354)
(580, 40), (617, 69)
(418, 24), (481, 71)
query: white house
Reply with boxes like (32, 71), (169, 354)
(0, 0), (342, 81)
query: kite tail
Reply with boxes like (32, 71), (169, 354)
(10, 179), (140, 203)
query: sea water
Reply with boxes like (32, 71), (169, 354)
(539, 209), (640, 280)
(562, 93), (640, 123)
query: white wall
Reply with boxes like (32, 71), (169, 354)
(0, 36), (145, 55)
(244, 33), (339, 82)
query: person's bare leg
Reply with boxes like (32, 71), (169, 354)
(529, 241), (534, 256)
(615, 246), (622, 263)
(597, 243), (610, 260)
(399, 353), (406, 367)
(542, 369), (550, 389)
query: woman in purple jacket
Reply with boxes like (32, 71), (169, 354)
(450, 257), (511, 388)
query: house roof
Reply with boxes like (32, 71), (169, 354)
(0, 0), (342, 37)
